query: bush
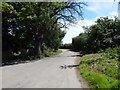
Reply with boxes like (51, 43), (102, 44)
(99, 46), (120, 61)
(72, 17), (120, 54)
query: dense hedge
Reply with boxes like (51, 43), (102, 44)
(60, 43), (73, 49)
(72, 17), (120, 54)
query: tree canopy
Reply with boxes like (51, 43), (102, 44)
(72, 17), (120, 54)
(2, 2), (85, 62)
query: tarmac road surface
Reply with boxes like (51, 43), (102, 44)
(2, 49), (82, 88)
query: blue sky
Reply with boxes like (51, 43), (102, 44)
(62, 0), (119, 44)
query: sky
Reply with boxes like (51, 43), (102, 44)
(62, 0), (119, 44)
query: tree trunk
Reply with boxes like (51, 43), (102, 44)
(41, 45), (44, 53)
(34, 39), (42, 55)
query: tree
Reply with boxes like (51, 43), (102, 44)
(2, 2), (86, 62)
(72, 17), (120, 54)
(72, 33), (88, 52)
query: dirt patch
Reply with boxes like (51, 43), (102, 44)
(74, 52), (90, 88)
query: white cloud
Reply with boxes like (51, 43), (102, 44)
(78, 19), (95, 26)
(86, 6), (99, 14)
(109, 11), (118, 16)
(62, 19), (95, 44)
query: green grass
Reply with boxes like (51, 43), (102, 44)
(26, 49), (62, 60)
(5, 50), (62, 64)
(78, 47), (120, 88)
(44, 50), (62, 57)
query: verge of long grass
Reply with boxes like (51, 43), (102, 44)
(79, 64), (119, 88)
(78, 47), (120, 88)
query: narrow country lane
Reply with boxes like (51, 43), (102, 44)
(2, 49), (82, 88)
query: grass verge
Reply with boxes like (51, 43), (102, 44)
(3, 50), (62, 65)
(78, 47), (120, 88)
(19, 49), (62, 60)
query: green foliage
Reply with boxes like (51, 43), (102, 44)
(33, 50), (62, 59)
(60, 43), (73, 49)
(3, 50), (62, 65)
(45, 50), (62, 56)
(72, 17), (120, 54)
(72, 17), (120, 88)
(2, 2), (14, 12)
(78, 46), (120, 88)
(2, 2), (85, 62)
(72, 33), (88, 52)
(13, 51), (21, 56)
(80, 66), (118, 88)
(44, 25), (66, 50)
(99, 46), (120, 61)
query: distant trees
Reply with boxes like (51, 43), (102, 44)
(60, 43), (73, 49)
(72, 33), (88, 51)
(72, 17), (120, 54)
(2, 2), (85, 62)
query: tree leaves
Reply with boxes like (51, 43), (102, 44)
(2, 2), (85, 61)
(72, 17), (120, 54)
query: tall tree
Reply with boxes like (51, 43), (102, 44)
(2, 2), (86, 61)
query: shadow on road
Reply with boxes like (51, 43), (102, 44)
(59, 64), (79, 69)
(67, 55), (81, 57)
(68, 49), (80, 52)
(2, 59), (40, 67)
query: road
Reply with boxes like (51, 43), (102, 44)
(2, 49), (82, 88)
